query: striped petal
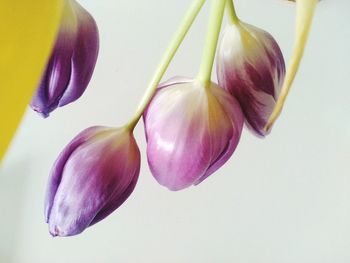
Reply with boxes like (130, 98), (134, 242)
(217, 22), (286, 137)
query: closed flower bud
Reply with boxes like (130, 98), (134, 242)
(217, 21), (285, 136)
(31, 0), (99, 117)
(143, 77), (244, 191)
(45, 126), (140, 237)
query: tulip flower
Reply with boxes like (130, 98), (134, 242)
(31, 0), (99, 117)
(45, 126), (140, 237)
(217, 21), (286, 136)
(143, 77), (244, 191)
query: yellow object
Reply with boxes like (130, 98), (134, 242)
(0, 0), (64, 164)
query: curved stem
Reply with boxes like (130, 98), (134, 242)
(264, 0), (318, 132)
(196, 0), (227, 86)
(126, 0), (206, 131)
(226, 0), (239, 25)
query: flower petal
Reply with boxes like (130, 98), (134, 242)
(47, 128), (140, 237)
(31, 2), (79, 117)
(144, 79), (243, 191)
(195, 85), (243, 184)
(145, 82), (211, 190)
(217, 22), (285, 136)
(59, 0), (99, 107)
(44, 126), (104, 222)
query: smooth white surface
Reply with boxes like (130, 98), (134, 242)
(1, 0), (349, 262)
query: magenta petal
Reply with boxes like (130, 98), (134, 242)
(143, 76), (193, 142)
(46, 127), (140, 237)
(195, 86), (244, 184)
(44, 126), (103, 222)
(59, 0), (99, 107)
(158, 76), (193, 89)
(144, 78), (243, 191)
(90, 167), (139, 226)
(217, 22), (286, 136)
(31, 19), (77, 117)
(146, 108), (211, 190)
(30, 0), (99, 117)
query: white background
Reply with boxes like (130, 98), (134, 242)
(1, 0), (349, 262)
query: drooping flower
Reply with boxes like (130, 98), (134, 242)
(143, 77), (244, 191)
(217, 21), (285, 136)
(31, 0), (99, 117)
(45, 126), (140, 237)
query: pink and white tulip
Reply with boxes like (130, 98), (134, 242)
(45, 126), (140, 237)
(143, 77), (244, 191)
(217, 22), (285, 136)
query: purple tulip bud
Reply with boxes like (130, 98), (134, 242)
(143, 77), (244, 191)
(31, 0), (99, 117)
(217, 22), (286, 136)
(45, 126), (140, 237)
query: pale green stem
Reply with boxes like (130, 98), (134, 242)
(265, 0), (318, 132)
(226, 0), (239, 25)
(126, 0), (206, 131)
(196, 0), (227, 86)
